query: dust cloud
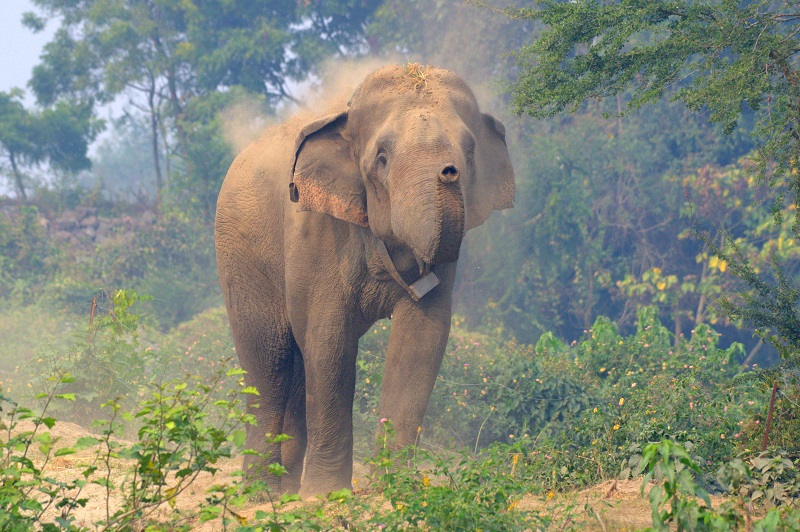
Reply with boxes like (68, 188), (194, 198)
(219, 94), (272, 155)
(219, 0), (517, 156)
(221, 56), (400, 154)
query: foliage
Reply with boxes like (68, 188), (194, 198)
(741, 373), (800, 454)
(498, 0), (800, 354)
(0, 298), (331, 530)
(638, 439), (800, 531)
(505, 0), (800, 216)
(30, 289), (154, 423)
(0, 366), (325, 531)
(356, 307), (759, 494)
(0, 372), (93, 532)
(638, 439), (724, 531)
(90, 371), (251, 530)
(368, 422), (537, 531)
(461, 97), (756, 343)
(0, 205), (59, 300)
(52, 212), (219, 329)
(707, 234), (800, 360)
(719, 449), (800, 508)
(26, 0), (382, 217)
(0, 89), (100, 202)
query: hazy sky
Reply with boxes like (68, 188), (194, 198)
(1, 0), (57, 101)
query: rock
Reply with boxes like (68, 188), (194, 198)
(139, 210), (157, 225)
(55, 213), (79, 231)
(80, 215), (98, 229)
(74, 207), (97, 221)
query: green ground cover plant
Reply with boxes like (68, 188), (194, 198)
(0, 291), (796, 531)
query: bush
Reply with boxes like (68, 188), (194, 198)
(0, 205), (60, 301)
(355, 307), (763, 492)
(86, 212), (220, 329)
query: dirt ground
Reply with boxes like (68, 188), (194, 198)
(11, 420), (726, 531)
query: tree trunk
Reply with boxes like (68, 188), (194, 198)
(148, 78), (163, 217)
(9, 151), (28, 204)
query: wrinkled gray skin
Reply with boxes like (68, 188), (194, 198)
(215, 65), (514, 497)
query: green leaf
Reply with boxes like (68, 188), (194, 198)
(327, 488), (352, 502)
(229, 429), (246, 448)
(54, 447), (76, 457)
(280, 493), (301, 505)
(75, 436), (101, 450)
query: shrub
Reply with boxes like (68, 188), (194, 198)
(0, 205), (59, 301)
(355, 307), (763, 493)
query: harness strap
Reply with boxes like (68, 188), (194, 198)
(376, 240), (439, 302)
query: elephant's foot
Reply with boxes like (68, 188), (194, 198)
(298, 475), (353, 499)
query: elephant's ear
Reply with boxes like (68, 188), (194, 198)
(290, 111), (368, 227)
(465, 113), (516, 230)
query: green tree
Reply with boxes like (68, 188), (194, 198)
(0, 89), (99, 203)
(370, 1), (761, 343)
(496, 0), (800, 352)
(26, 0), (382, 217)
(504, 0), (800, 202)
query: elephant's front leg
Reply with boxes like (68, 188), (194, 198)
(295, 315), (360, 497)
(378, 264), (455, 448)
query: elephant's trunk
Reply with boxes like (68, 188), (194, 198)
(431, 180), (465, 264)
(390, 166), (465, 266)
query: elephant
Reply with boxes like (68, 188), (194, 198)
(214, 64), (514, 497)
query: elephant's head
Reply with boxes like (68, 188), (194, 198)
(291, 65), (514, 266)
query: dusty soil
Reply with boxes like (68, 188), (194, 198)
(11, 420), (726, 531)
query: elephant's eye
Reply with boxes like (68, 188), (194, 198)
(376, 151), (388, 168)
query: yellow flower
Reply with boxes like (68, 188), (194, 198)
(593, 407), (598, 413)
(613, 424), (620, 430)
(546, 491), (555, 501)
(619, 398), (625, 406)
(423, 476), (430, 487)
(421, 501), (428, 507)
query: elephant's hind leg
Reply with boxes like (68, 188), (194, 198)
(223, 276), (297, 493)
